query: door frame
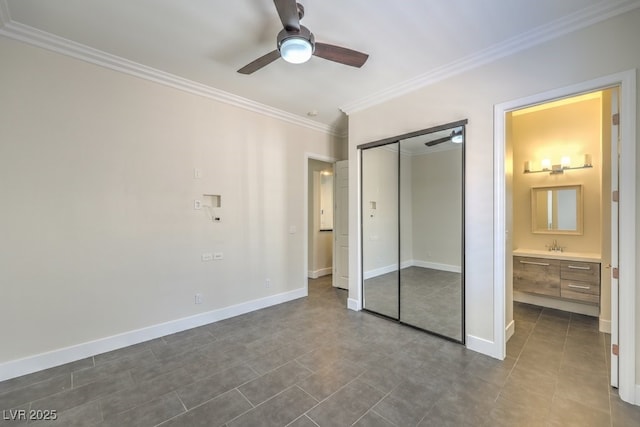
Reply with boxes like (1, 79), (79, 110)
(493, 70), (637, 404)
(304, 153), (338, 295)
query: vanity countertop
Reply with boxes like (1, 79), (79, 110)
(512, 248), (601, 263)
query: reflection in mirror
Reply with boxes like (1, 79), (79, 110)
(362, 143), (399, 319)
(399, 128), (463, 340)
(531, 185), (583, 234)
(359, 120), (466, 343)
(319, 172), (334, 231)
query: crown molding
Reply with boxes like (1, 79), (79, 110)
(0, 5), (339, 137)
(340, 0), (640, 115)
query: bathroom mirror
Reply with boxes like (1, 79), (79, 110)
(531, 184), (583, 234)
(359, 119), (466, 343)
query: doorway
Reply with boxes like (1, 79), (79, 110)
(308, 158), (335, 281)
(494, 70), (637, 405)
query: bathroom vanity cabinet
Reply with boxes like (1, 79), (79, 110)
(513, 255), (601, 307)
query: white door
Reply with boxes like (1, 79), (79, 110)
(610, 87), (620, 388)
(333, 160), (349, 289)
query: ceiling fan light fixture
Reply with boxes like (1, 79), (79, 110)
(280, 37), (313, 64)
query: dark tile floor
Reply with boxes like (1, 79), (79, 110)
(363, 266), (462, 340)
(1, 276), (639, 426)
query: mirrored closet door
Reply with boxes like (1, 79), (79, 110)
(361, 142), (399, 319)
(360, 120), (466, 343)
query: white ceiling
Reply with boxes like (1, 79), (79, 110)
(1, 0), (638, 134)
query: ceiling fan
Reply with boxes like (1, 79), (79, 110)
(424, 129), (464, 147)
(237, 0), (369, 74)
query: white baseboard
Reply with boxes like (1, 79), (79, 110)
(599, 318), (611, 334)
(636, 384), (640, 406)
(412, 260), (462, 274)
(347, 298), (361, 311)
(506, 320), (515, 341)
(363, 264), (397, 280)
(364, 259), (461, 279)
(0, 287), (307, 382)
(466, 334), (502, 360)
(308, 267), (332, 279)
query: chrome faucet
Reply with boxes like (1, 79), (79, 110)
(547, 239), (563, 252)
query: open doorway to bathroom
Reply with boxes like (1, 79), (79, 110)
(307, 158), (336, 282)
(504, 87), (617, 397)
(495, 70), (638, 406)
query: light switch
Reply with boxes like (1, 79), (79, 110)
(194, 200), (202, 210)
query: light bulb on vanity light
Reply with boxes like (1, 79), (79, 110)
(541, 159), (551, 171)
(561, 156), (571, 169)
(584, 154), (592, 167)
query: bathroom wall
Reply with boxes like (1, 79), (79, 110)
(510, 90), (614, 324)
(511, 93), (603, 254)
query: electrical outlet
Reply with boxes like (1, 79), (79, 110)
(201, 253), (213, 262)
(195, 293), (203, 304)
(265, 279), (271, 288)
(213, 252), (223, 260)
(194, 199), (202, 210)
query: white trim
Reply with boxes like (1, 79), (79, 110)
(505, 320), (515, 342)
(466, 334), (500, 359)
(340, 0), (640, 115)
(363, 264), (398, 280)
(363, 260), (461, 279)
(0, 19), (338, 137)
(347, 298), (361, 311)
(0, 287), (306, 382)
(411, 260), (462, 274)
(600, 318), (612, 334)
(494, 70), (637, 405)
(308, 267), (332, 279)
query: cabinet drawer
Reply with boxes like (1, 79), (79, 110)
(513, 257), (560, 297)
(560, 261), (600, 283)
(561, 280), (600, 304)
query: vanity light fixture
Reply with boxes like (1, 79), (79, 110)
(524, 154), (593, 175)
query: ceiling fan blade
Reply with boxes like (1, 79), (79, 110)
(425, 136), (451, 147)
(273, 0), (300, 31)
(237, 50), (281, 74)
(313, 42), (369, 68)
